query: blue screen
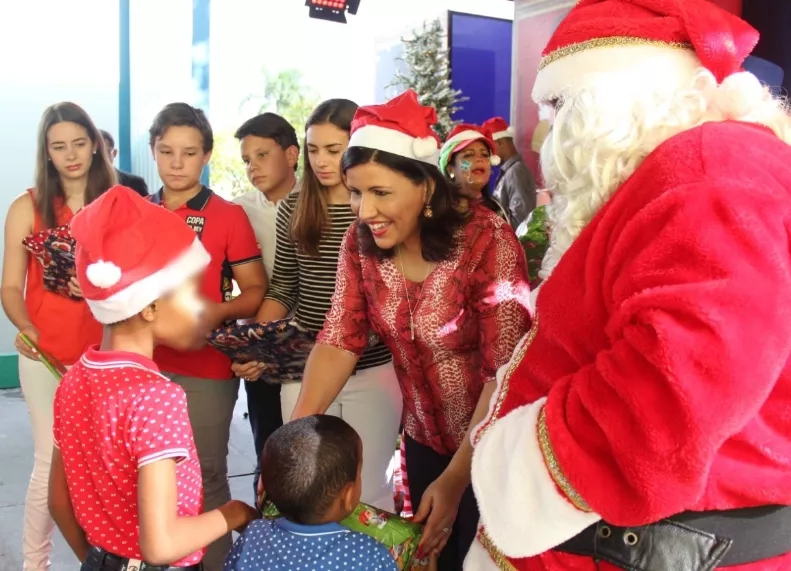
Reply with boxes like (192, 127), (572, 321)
(448, 12), (513, 125)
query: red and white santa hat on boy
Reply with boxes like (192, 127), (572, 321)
(348, 90), (441, 166)
(70, 185), (210, 324)
(532, 0), (759, 103)
(482, 117), (515, 141)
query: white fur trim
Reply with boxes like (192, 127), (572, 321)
(471, 397), (601, 558)
(472, 330), (532, 443)
(490, 155), (501, 166)
(463, 537), (502, 570)
(444, 129), (485, 147)
(349, 125), (439, 166)
(86, 238), (210, 324)
(529, 283), (541, 314)
(532, 43), (701, 103)
(413, 136), (439, 159)
(492, 127), (514, 140)
(86, 260), (122, 289)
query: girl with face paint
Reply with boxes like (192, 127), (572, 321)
(438, 124), (509, 222)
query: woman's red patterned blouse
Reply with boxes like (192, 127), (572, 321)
(318, 204), (532, 456)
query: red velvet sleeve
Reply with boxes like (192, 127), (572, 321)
(471, 221), (532, 383)
(316, 225), (370, 357)
(546, 179), (791, 525)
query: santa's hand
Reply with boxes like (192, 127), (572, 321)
(68, 277), (82, 298)
(413, 468), (466, 559)
(232, 360), (265, 381)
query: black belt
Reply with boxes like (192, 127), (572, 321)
(84, 547), (202, 571)
(555, 505), (791, 570)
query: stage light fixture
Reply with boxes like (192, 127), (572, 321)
(306, 0), (359, 24)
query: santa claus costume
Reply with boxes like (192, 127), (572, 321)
(466, 0), (791, 570)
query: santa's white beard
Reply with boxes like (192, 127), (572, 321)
(537, 67), (791, 281)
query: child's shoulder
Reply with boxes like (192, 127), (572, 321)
(342, 530), (398, 568)
(242, 518), (274, 535)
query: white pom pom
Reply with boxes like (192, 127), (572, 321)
(412, 136), (438, 159)
(717, 71), (766, 118)
(86, 260), (122, 289)
(490, 155), (502, 166)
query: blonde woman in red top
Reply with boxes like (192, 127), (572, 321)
(0, 102), (114, 571)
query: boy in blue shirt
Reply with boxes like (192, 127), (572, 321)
(224, 415), (398, 571)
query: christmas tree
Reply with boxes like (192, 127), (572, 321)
(388, 18), (469, 141)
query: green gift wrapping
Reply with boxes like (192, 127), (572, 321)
(261, 500), (428, 570)
(517, 205), (550, 282)
(19, 333), (67, 380)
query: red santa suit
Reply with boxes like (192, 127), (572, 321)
(466, 1), (791, 570)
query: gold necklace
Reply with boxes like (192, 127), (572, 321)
(396, 245), (432, 341)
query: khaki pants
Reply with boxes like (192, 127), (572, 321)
(19, 356), (59, 571)
(280, 361), (403, 512)
(166, 374), (239, 571)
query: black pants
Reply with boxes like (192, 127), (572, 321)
(245, 379), (283, 498)
(80, 547), (202, 571)
(404, 435), (479, 571)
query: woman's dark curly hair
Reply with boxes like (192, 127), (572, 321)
(341, 147), (469, 262)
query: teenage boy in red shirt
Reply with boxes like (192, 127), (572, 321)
(146, 103), (267, 571)
(47, 185), (258, 570)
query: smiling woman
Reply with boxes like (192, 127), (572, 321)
(289, 90), (532, 571)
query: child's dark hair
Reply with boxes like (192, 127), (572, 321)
(261, 415), (360, 524)
(235, 113), (299, 171)
(148, 102), (214, 153)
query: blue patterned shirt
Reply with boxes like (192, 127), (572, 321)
(224, 518), (398, 571)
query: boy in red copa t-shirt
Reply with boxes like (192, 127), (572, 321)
(147, 103), (267, 571)
(47, 186), (258, 570)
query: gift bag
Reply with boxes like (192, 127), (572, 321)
(516, 205), (549, 283)
(207, 319), (317, 382)
(22, 224), (78, 300)
(260, 498), (426, 570)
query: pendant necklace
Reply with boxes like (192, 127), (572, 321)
(397, 245), (432, 341)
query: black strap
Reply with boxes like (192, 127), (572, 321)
(555, 505), (791, 570)
(84, 547), (202, 571)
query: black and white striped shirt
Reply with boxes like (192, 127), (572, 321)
(265, 191), (392, 371)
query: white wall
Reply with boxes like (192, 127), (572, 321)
(129, 0), (196, 192)
(210, 0), (514, 131)
(0, 1), (120, 353)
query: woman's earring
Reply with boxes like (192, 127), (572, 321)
(93, 150), (97, 155)
(423, 203), (433, 218)
(449, 172), (455, 179)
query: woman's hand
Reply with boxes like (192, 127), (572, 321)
(68, 277), (82, 299)
(232, 360), (265, 381)
(413, 467), (468, 559)
(15, 327), (40, 361)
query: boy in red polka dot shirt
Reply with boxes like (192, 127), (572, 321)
(47, 186), (258, 571)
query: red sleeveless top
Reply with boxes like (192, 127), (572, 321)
(24, 190), (102, 365)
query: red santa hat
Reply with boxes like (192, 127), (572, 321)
(482, 117), (515, 141)
(532, 0), (759, 102)
(438, 124), (501, 174)
(348, 90), (441, 166)
(70, 185), (210, 324)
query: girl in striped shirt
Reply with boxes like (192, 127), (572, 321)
(232, 99), (402, 513)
